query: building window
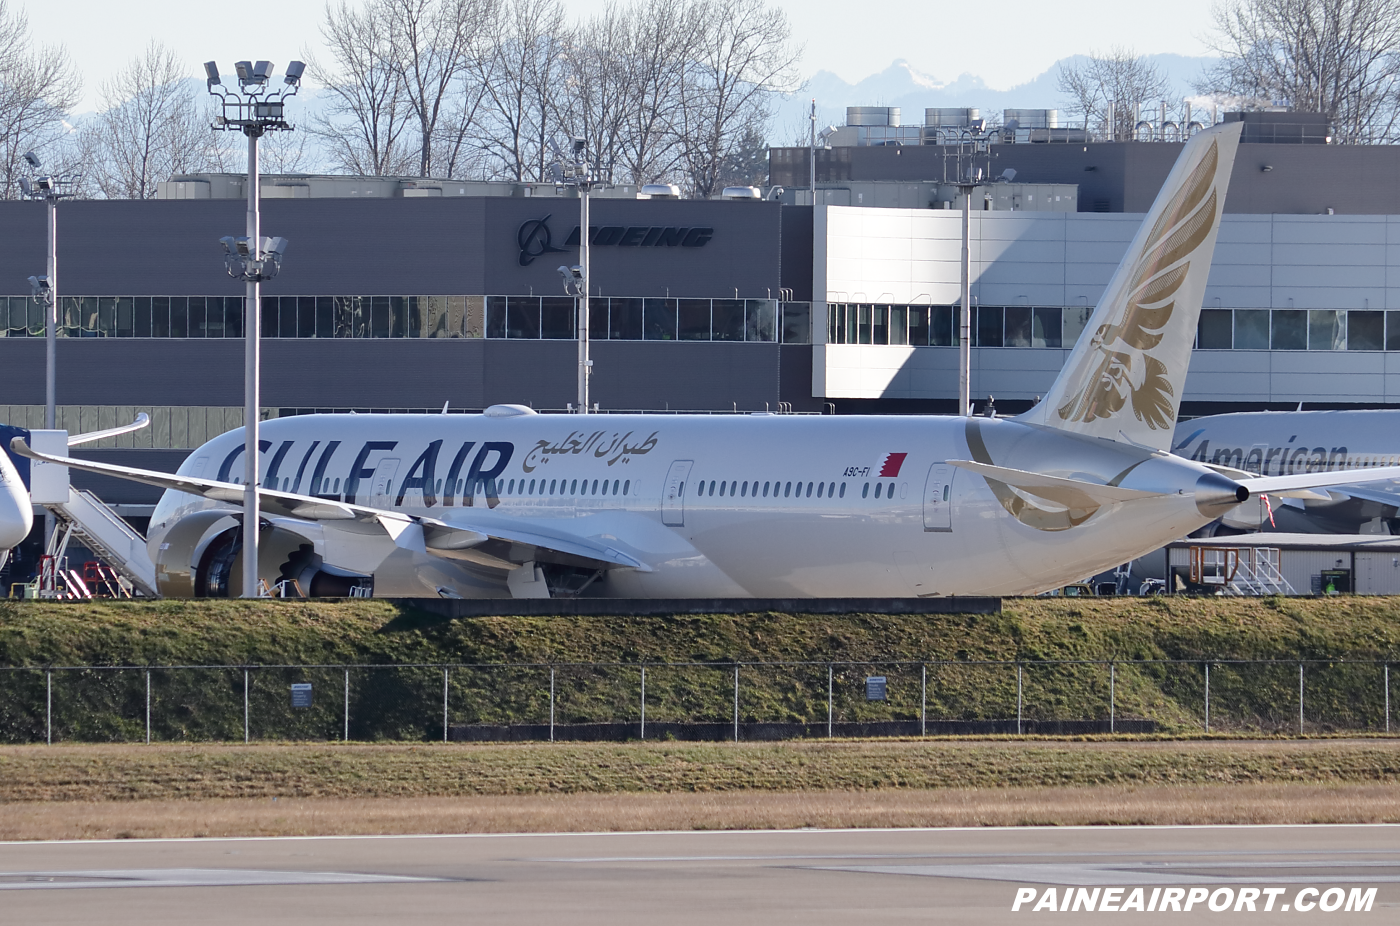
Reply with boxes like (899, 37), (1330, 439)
(540, 297), (574, 339)
(712, 299), (744, 341)
(1348, 311), (1383, 351)
(1271, 309), (1307, 350)
(678, 298), (710, 340)
(1234, 309), (1270, 349)
(610, 298), (643, 340)
(1004, 306), (1032, 347)
(976, 306), (1003, 347)
(1032, 307), (1061, 348)
(645, 298), (677, 340)
(1197, 309), (1233, 349)
(1308, 309), (1345, 350)
(780, 302), (809, 343)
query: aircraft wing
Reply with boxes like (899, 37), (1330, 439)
(946, 460), (1166, 508)
(9, 437), (643, 572)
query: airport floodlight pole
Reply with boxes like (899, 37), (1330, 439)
(19, 153), (76, 432)
(552, 137), (606, 414)
(206, 58), (302, 598)
(957, 179), (974, 416)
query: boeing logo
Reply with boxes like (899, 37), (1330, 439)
(517, 215), (568, 266)
(518, 217), (713, 265)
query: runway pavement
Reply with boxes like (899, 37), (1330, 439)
(0, 825), (1396, 924)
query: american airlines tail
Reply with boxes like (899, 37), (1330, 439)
(1019, 121), (1244, 450)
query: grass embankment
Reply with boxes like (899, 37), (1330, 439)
(1, 596), (1399, 740)
(1, 739), (1398, 837)
(1, 600), (1399, 837)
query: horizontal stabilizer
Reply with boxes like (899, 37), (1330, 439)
(1241, 466), (1400, 498)
(946, 460), (1165, 509)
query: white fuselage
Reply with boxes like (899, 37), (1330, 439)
(0, 449), (32, 566)
(151, 412), (1231, 598)
(1173, 409), (1400, 532)
(1174, 410), (1400, 475)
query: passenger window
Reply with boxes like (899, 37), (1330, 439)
(862, 482), (869, 498)
(784, 482), (792, 497)
(839, 483), (846, 498)
(817, 482), (824, 498)
(570, 479), (578, 494)
(623, 480), (630, 495)
(943, 485), (949, 501)
(806, 482), (813, 497)
(549, 479), (557, 494)
(874, 483), (882, 499)
(333, 478), (341, 493)
(719, 481), (726, 496)
(763, 481), (770, 497)
(740, 481), (748, 497)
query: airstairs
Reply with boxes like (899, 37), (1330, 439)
(1188, 545), (1294, 596)
(43, 488), (158, 598)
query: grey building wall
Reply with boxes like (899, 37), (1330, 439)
(774, 142), (1400, 215)
(0, 197), (783, 299)
(0, 337), (793, 413)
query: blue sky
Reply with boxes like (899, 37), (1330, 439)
(35, 0), (1219, 113)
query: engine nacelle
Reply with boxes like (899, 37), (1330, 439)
(153, 513), (371, 598)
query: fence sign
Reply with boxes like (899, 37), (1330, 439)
(291, 683), (313, 708)
(865, 676), (887, 701)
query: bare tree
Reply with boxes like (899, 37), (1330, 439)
(559, 4), (633, 177)
(612, 0), (697, 186)
(1057, 47), (1174, 138)
(675, 0), (799, 198)
(83, 43), (220, 199)
(260, 127), (316, 174)
(386, 0), (496, 176)
(475, 0), (568, 181)
(1201, 0), (1400, 143)
(0, 0), (80, 199)
(308, 0), (417, 175)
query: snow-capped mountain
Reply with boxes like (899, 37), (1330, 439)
(773, 53), (1218, 143)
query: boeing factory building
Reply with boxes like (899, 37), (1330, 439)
(4, 108), (1400, 543)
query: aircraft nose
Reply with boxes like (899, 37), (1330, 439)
(1194, 471), (1249, 517)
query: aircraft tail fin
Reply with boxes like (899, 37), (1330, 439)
(1019, 121), (1243, 450)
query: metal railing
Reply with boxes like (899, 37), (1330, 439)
(1, 658), (1393, 744)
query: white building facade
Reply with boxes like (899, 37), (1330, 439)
(813, 206), (1400, 406)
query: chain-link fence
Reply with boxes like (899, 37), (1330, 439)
(0, 659), (1393, 744)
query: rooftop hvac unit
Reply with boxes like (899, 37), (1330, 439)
(846, 106), (900, 127)
(1003, 108), (1058, 129)
(721, 186), (762, 200)
(639, 183), (680, 199)
(924, 108), (979, 127)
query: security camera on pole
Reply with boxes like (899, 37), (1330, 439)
(20, 152), (76, 546)
(205, 59), (302, 598)
(551, 137), (608, 415)
(19, 153), (76, 433)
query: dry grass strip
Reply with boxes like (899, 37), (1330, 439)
(2, 738), (1398, 803)
(2, 783), (1399, 841)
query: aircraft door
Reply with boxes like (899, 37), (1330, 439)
(923, 464), (953, 532)
(661, 460), (693, 526)
(370, 458), (400, 507)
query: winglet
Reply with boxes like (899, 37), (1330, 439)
(1019, 121), (1243, 451)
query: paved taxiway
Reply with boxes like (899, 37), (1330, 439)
(0, 826), (1396, 924)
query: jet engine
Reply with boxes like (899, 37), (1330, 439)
(152, 513), (371, 598)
